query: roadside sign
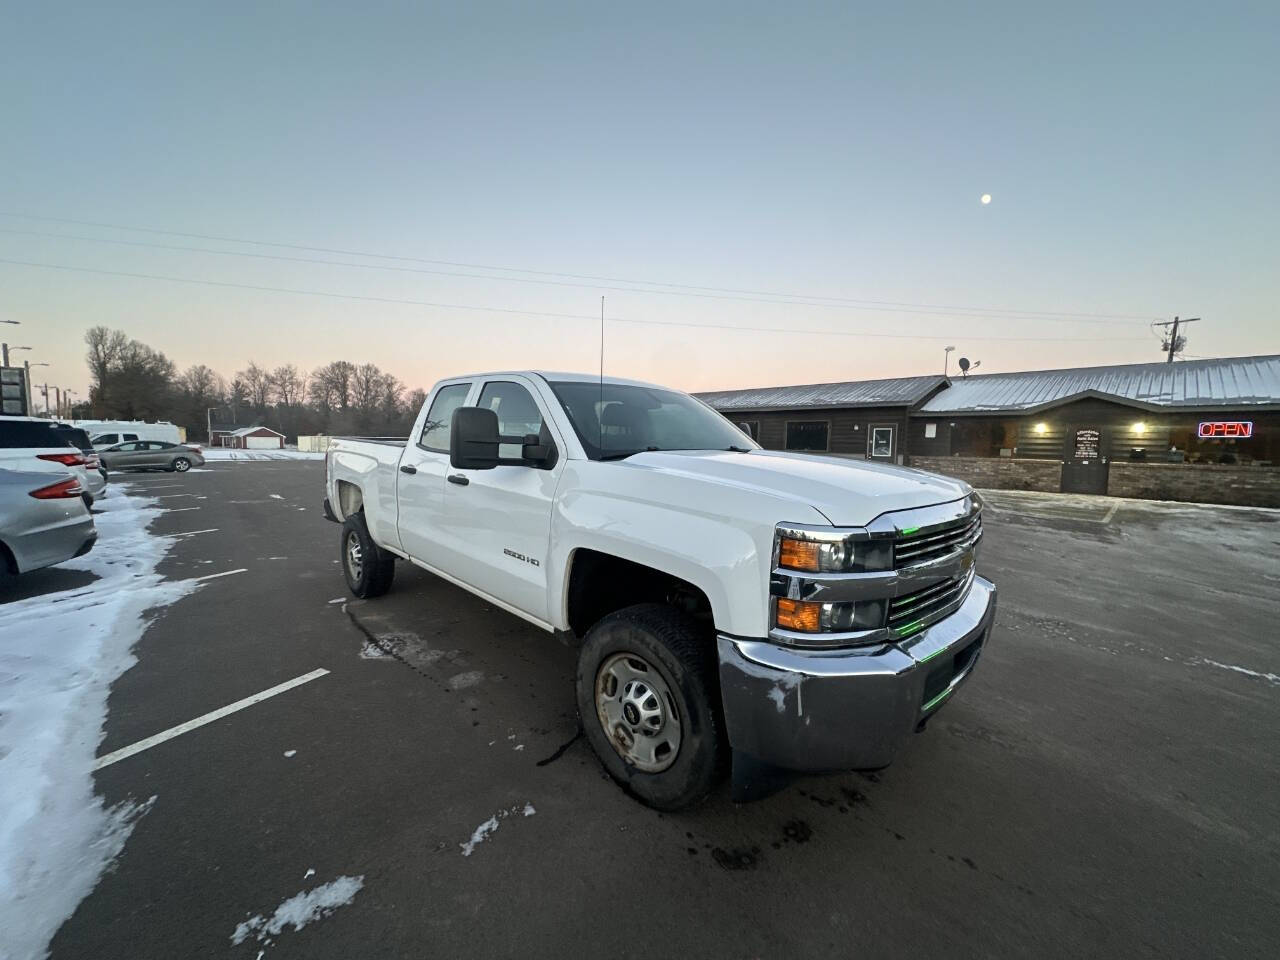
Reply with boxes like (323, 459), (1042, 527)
(0, 366), (30, 416)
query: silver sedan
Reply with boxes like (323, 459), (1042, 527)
(99, 441), (206, 473)
(0, 469), (97, 575)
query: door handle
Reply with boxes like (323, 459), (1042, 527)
(399, 464), (418, 475)
(447, 474), (469, 486)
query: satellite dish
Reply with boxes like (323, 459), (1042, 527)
(958, 357), (970, 372)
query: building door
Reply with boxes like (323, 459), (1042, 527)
(867, 424), (895, 460)
(1060, 426), (1109, 494)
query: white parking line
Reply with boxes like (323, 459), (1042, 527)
(126, 483), (182, 489)
(189, 568), (248, 582)
(166, 528), (219, 539)
(93, 668), (331, 770)
(163, 507), (202, 513)
(155, 494), (201, 499)
(1100, 501), (1121, 524)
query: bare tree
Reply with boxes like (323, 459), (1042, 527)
(269, 364), (305, 407)
(239, 362), (271, 413)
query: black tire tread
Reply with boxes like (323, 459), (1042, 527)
(343, 511), (395, 598)
(577, 602), (724, 810)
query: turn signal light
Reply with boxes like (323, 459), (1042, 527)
(778, 538), (820, 571)
(775, 599), (821, 632)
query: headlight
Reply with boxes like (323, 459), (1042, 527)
(775, 598), (888, 633)
(776, 533), (892, 573)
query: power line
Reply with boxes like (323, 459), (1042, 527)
(0, 258), (607, 322)
(0, 257), (1147, 344)
(0, 211), (1157, 324)
(613, 317), (1152, 343)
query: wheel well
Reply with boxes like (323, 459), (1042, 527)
(565, 549), (713, 638)
(336, 479), (364, 517)
(0, 539), (15, 575)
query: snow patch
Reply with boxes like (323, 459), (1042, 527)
(459, 803), (536, 856)
(448, 670), (484, 690)
(0, 492), (196, 960)
(231, 875), (364, 946)
(1192, 658), (1280, 686)
(327, 598), (346, 604)
(283, 750), (297, 758)
(269, 494), (284, 500)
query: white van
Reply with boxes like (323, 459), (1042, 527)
(78, 420), (183, 449)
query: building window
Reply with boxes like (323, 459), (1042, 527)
(785, 421), (829, 451)
(869, 425), (894, 458)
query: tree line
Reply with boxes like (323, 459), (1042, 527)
(80, 326), (427, 441)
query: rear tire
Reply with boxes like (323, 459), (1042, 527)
(576, 603), (725, 810)
(341, 512), (395, 599)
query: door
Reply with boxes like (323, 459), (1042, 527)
(437, 377), (564, 621)
(105, 441), (147, 469)
(868, 423), (896, 460)
(396, 381), (474, 566)
(1060, 426), (1109, 494)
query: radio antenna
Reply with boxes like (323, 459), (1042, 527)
(598, 295), (605, 454)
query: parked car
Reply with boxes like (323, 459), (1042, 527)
(99, 440), (205, 473)
(0, 468), (97, 577)
(52, 423), (110, 488)
(83, 420), (183, 448)
(0, 417), (107, 507)
(325, 371), (995, 809)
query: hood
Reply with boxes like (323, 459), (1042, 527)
(616, 450), (969, 526)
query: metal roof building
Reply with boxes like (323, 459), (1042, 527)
(917, 355), (1280, 414)
(696, 375), (947, 412)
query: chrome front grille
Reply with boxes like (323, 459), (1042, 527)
(894, 512), (982, 569)
(887, 567), (975, 635)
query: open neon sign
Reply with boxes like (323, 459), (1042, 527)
(1198, 421), (1253, 438)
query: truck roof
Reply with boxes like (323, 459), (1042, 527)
(448, 370), (673, 390)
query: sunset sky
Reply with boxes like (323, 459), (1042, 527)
(2, 1), (1276, 400)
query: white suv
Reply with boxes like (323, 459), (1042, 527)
(0, 417), (107, 505)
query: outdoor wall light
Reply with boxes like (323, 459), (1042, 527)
(1132, 422), (1147, 435)
(1033, 422), (1047, 435)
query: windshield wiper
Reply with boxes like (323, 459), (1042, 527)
(598, 446), (660, 462)
(723, 445), (752, 453)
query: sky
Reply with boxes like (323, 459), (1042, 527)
(1, 1), (1276, 401)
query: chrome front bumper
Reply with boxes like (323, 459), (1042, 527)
(717, 576), (996, 773)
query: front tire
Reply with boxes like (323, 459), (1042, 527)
(576, 603), (725, 810)
(341, 512), (395, 598)
(172, 457), (191, 472)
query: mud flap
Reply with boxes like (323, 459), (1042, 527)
(730, 749), (794, 803)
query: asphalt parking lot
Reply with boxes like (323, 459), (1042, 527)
(29, 462), (1280, 959)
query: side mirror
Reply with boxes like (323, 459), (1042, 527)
(450, 407), (501, 469)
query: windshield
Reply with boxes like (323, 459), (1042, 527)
(549, 380), (758, 461)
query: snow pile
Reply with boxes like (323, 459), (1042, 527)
(460, 803), (536, 856)
(231, 875), (365, 947)
(0, 493), (196, 960)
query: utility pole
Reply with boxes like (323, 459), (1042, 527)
(41, 382), (50, 415)
(1153, 316), (1200, 363)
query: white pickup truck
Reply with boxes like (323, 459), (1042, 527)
(324, 371), (996, 808)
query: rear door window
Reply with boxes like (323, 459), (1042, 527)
(93, 434), (118, 445)
(0, 420), (63, 448)
(418, 383), (471, 452)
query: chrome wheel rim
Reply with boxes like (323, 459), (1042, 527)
(345, 531), (363, 582)
(174, 459), (189, 471)
(595, 652), (682, 772)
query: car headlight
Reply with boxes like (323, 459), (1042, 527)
(775, 597), (889, 634)
(776, 533), (892, 573)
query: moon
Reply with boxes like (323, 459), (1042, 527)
(981, 194), (992, 205)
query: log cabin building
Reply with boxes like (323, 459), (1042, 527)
(696, 355), (1280, 507)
